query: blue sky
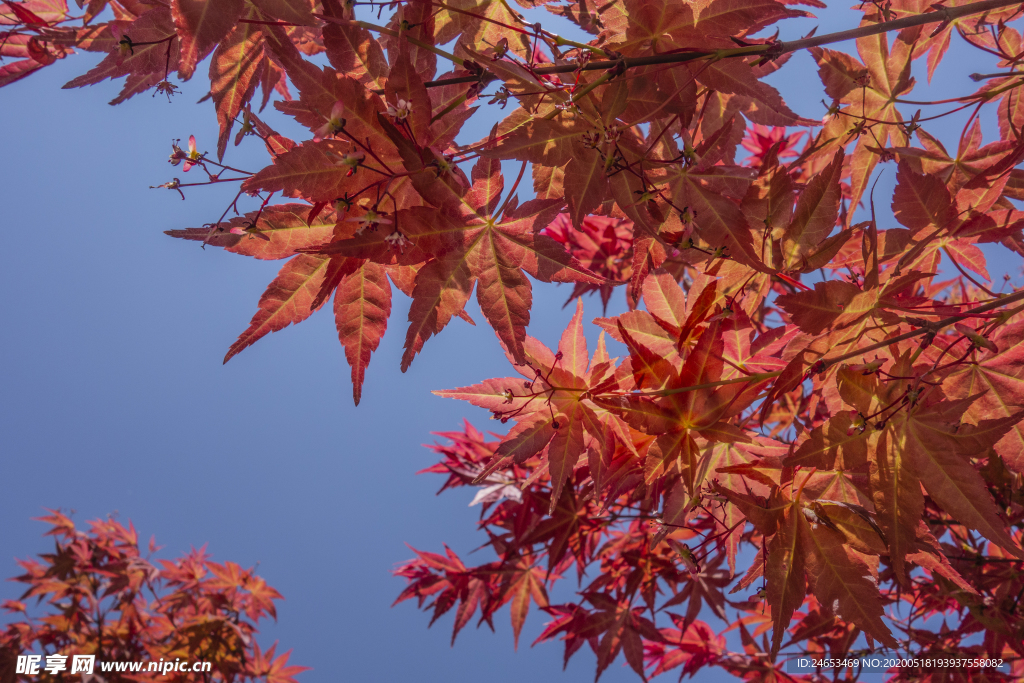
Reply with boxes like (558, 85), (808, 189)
(1, 3), (1018, 682)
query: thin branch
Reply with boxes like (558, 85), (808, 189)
(415, 0), (1022, 90)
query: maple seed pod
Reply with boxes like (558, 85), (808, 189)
(168, 140), (186, 166)
(704, 490), (727, 504)
(150, 179), (185, 201)
(384, 230), (411, 253)
(820, 104), (838, 127)
(679, 207), (696, 240)
(118, 35), (134, 58)
(606, 59), (627, 79)
(346, 202), (392, 235)
(493, 37), (509, 59)
(153, 81), (179, 102)
(848, 358), (884, 375)
(847, 411), (867, 436)
(955, 323), (998, 353)
(235, 107), (254, 145)
(387, 99), (413, 120)
(681, 143), (697, 166)
(314, 101), (346, 141)
(800, 506), (821, 529)
(675, 544), (700, 576)
(229, 221), (270, 241)
(602, 125), (622, 145)
(581, 131), (601, 150)
(333, 196), (354, 220)
(178, 135), (202, 172)
(487, 87), (510, 108)
(430, 154), (456, 177)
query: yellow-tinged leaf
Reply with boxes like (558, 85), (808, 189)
(767, 506), (805, 657)
(895, 405), (1024, 558)
(799, 516), (898, 648)
(335, 261), (391, 405)
(210, 18), (265, 160)
(224, 254), (330, 363)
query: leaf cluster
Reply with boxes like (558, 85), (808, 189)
(0, 512), (306, 683)
(7, 0), (1024, 679)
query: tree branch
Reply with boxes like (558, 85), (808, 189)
(418, 0), (1023, 90)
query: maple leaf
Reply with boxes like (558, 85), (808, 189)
(4, 515), (300, 681)
(367, 155), (605, 369)
(565, 592), (662, 681)
(250, 643), (310, 683)
(780, 149), (845, 271)
(379, 0), (437, 82)
(434, 0), (528, 60)
(645, 618), (725, 679)
(436, 299), (629, 512)
(0, 32), (63, 87)
(542, 214), (633, 311)
(171, 0), (245, 81)
(811, 28), (916, 209)
(477, 102), (626, 230)
(765, 498), (806, 657)
(872, 0), (1016, 82)
(596, 314), (777, 497)
(334, 261), (392, 405)
(945, 321), (1024, 474)
(392, 544), (501, 646)
(224, 254), (333, 363)
(891, 398), (1024, 558)
(797, 513), (897, 649)
(62, 8), (182, 104)
(891, 158), (956, 231)
(165, 204), (336, 260)
(321, 0), (387, 89)
(253, 0), (316, 27)
(892, 123), (1021, 215)
(741, 125), (805, 166)
(21, 1), (1024, 679)
(664, 129), (765, 269)
(501, 557), (550, 650)
(209, 15), (267, 160)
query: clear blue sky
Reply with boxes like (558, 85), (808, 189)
(0, 4), (1015, 682)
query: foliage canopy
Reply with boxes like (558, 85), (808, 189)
(0, 513), (305, 683)
(5, 0), (1024, 679)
